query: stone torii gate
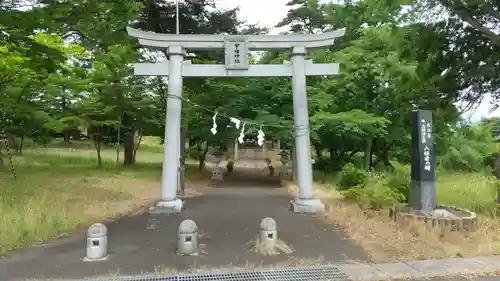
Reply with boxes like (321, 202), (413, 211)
(127, 27), (345, 214)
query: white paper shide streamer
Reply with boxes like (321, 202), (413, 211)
(238, 122), (246, 144)
(257, 125), (265, 147)
(230, 117), (241, 129)
(211, 112), (218, 135)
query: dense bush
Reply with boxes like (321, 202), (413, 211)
(383, 161), (411, 203)
(338, 163), (368, 190)
(342, 177), (405, 210)
(337, 161), (410, 209)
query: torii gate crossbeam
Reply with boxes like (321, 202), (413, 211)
(127, 27), (345, 214)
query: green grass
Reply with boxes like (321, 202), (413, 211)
(435, 171), (498, 216)
(0, 138), (204, 256)
(318, 164), (499, 217)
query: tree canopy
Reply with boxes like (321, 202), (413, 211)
(0, 0), (498, 171)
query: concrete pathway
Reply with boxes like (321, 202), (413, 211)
(0, 164), (367, 280)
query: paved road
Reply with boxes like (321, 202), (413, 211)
(0, 165), (366, 280)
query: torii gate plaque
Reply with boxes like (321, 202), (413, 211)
(127, 27), (345, 214)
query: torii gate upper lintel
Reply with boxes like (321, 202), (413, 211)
(127, 27), (345, 214)
(126, 27), (346, 50)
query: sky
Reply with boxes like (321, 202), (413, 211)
(215, 0), (290, 34)
(214, 0), (497, 122)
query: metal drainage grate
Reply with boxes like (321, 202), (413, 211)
(80, 265), (349, 281)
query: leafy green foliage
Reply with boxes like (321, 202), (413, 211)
(0, 0), (498, 180)
(342, 176), (405, 210)
(440, 124), (497, 172)
(338, 163), (368, 190)
(340, 161), (409, 209)
(383, 161), (411, 203)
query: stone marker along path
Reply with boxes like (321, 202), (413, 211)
(0, 161), (367, 281)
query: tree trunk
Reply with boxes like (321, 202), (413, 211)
(116, 112), (124, 173)
(116, 115), (122, 172)
(123, 132), (135, 166)
(314, 144), (322, 161)
(97, 140), (102, 167)
(373, 140), (393, 170)
(0, 147), (4, 168)
(19, 135), (24, 154)
(93, 133), (103, 167)
(6, 133), (18, 152)
(180, 127), (187, 165)
(364, 138), (373, 170)
(133, 133), (143, 160)
(381, 145), (391, 166)
(63, 132), (71, 143)
(198, 142), (209, 170)
(122, 113), (135, 166)
(329, 148), (335, 161)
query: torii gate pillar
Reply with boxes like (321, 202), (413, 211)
(157, 45), (184, 213)
(127, 27), (345, 214)
(289, 46), (322, 212)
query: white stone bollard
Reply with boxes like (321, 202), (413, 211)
(259, 217), (277, 249)
(84, 223), (108, 261)
(211, 167), (225, 180)
(178, 219), (198, 255)
(211, 161), (228, 180)
(279, 164), (289, 178)
(279, 150), (290, 178)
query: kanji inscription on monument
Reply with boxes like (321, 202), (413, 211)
(410, 109), (436, 214)
(420, 118), (433, 171)
(224, 37), (249, 70)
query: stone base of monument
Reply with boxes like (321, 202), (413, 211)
(389, 204), (477, 232)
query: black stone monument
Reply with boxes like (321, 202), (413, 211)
(410, 109), (436, 214)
